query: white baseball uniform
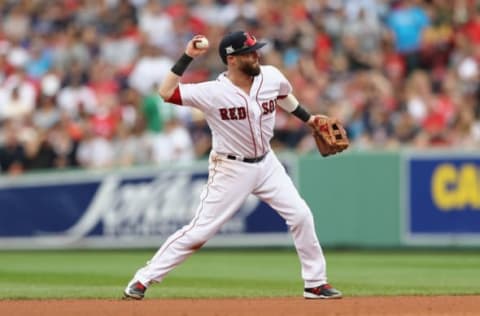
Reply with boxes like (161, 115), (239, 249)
(131, 65), (328, 288)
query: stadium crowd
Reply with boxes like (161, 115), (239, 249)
(0, 0), (479, 174)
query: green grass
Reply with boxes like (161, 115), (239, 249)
(0, 249), (479, 299)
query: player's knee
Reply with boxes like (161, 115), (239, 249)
(290, 208), (313, 229)
(185, 231), (211, 249)
(189, 240), (206, 251)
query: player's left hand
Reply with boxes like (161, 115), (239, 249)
(308, 115), (349, 157)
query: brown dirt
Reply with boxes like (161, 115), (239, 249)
(1, 296), (479, 316)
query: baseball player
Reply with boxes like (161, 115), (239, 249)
(123, 31), (342, 300)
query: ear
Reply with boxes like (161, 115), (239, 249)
(226, 55), (236, 65)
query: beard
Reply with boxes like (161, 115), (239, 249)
(239, 60), (261, 76)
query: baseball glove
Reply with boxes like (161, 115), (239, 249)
(310, 115), (349, 157)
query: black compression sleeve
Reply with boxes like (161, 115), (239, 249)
(291, 105), (311, 122)
(171, 53), (193, 76)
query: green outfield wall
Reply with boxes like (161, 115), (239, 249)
(299, 151), (480, 248)
(299, 152), (402, 247)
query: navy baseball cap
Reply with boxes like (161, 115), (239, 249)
(219, 31), (267, 64)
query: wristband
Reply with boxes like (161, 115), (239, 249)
(292, 105), (311, 122)
(171, 53), (193, 76)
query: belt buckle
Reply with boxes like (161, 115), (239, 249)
(226, 154), (244, 161)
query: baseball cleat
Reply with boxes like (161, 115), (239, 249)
(123, 280), (147, 300)
(303, 283), (342, 299)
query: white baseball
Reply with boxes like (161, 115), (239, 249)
(194, 37), (209, 49)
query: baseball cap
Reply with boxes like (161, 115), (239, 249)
(219, 31), (267, 64)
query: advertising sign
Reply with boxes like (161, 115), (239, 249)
(0, 162), (292, 249)
(405, 154), (480, 244)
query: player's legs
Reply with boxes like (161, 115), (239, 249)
(253, 152), (327, 288)
(128, 154), (256, 289)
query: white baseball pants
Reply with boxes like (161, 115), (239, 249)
(133, 151), (327, 288)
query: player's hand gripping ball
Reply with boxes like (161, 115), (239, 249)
(194, 37), (209, 49)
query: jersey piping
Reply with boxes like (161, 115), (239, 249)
(254, 72), (265, 154)
(236, 92), (258, 157)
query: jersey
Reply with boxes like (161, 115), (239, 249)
(174, 65), (292, 158)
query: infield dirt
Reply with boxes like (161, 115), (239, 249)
(1, 296), (479, 316)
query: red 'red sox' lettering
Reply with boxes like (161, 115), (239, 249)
(219, 107), (247, 120)
(261, 99), (276, 114)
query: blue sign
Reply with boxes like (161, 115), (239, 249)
(0, 166), (289, 248)
(408, 157), (480, 235)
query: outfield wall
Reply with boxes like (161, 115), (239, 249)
(1, 151), (479, 249)
(300, 152), (402, 247)
(301, 151), (480, 247)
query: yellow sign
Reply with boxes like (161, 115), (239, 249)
(431, 163), (480, 210)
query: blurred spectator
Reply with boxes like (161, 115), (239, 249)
(76, 124), (114, 169)
(0, 47), (8, 84)
(111, 124), (135, 167)
(420, 1), (454, 71)
(347, 6), (383, 54)
(405, 70), (432, 124)
(32, 95), (61, 131)
(192, 0), (223, 27)
(188, 110), (211, 159)
(141, 84), (169, 134)
(128, 45), (173, 95)
(0, 67), (37, 115)
(0, 122), (27, 175)
(457, 3), (480, 45)
(89, 103), (118, 139)
(24, 130), (57, 170)
(99, 14), (140, 74)
(48, 115), (80, 168)
(2, 3), (31, 42)
(138, 0), (174, 51)
(386, 0), (430, 73)
(112, 122), (150, 167)
(25, 37), (53, 79)
(344, 0), (387, 24)
(0, 86), (32, 122)
(117, 87), (141, 129)
(450, 103), (478, 148)
(52, 26), (92, 72)
(392, 111), (419, 145)
(57, 69), (98, 118)
(217, 0), (258, 27)
(150, 117), (194, 164)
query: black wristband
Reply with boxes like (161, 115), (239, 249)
(171, 53), (193, 76)
(292, 104), (311, 122)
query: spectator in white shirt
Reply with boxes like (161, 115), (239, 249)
(128, 45), (173, 95)
(150, 118), (194, 164)
(0, 86), (32, 122)
(57, 73), (98, 118)
(76, 125), (115, 169)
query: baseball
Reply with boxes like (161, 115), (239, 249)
(194, 37), (209, 49)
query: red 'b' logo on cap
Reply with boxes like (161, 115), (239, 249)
(244, 33), (256, 47)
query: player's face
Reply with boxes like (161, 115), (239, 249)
(236, 51), (261, 76)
